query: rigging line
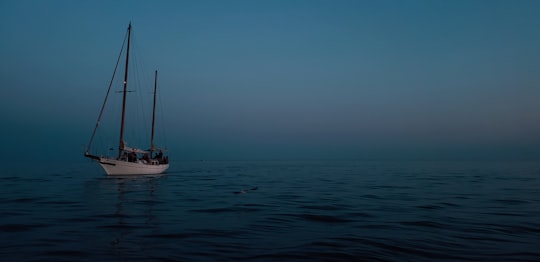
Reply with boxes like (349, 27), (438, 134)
(131, 33), (151, 147)
(137, 35), (151, 141)
(157, 84), (169, 150)
(86, 29), (129, 153)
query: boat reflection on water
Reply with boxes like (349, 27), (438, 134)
(84, 174), (167, 257)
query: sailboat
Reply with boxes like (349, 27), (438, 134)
(84, 23), (169, 175)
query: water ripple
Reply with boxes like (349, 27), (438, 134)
(1, 161), (539, 261)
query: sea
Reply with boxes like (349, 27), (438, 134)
(1, 160), (539, 261)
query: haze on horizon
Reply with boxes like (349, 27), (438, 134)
(1, 0), (540, 162)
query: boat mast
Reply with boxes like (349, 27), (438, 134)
(118, 23), (131, 159)
(151, 70), (158, 151)
(85, 29), (127, 157)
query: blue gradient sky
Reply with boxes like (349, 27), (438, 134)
(1, 0), (540, 161)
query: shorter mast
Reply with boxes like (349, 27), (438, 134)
(150, 70), (158, 151)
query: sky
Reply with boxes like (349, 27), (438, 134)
(1, 0), (540, 162)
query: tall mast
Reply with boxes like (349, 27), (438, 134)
(118, 23), (131, 158)
(151, 70), (158, 151)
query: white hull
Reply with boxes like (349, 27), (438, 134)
(97, 157), (169, 175)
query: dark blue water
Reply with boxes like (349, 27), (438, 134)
(1, 160), (539, 261)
